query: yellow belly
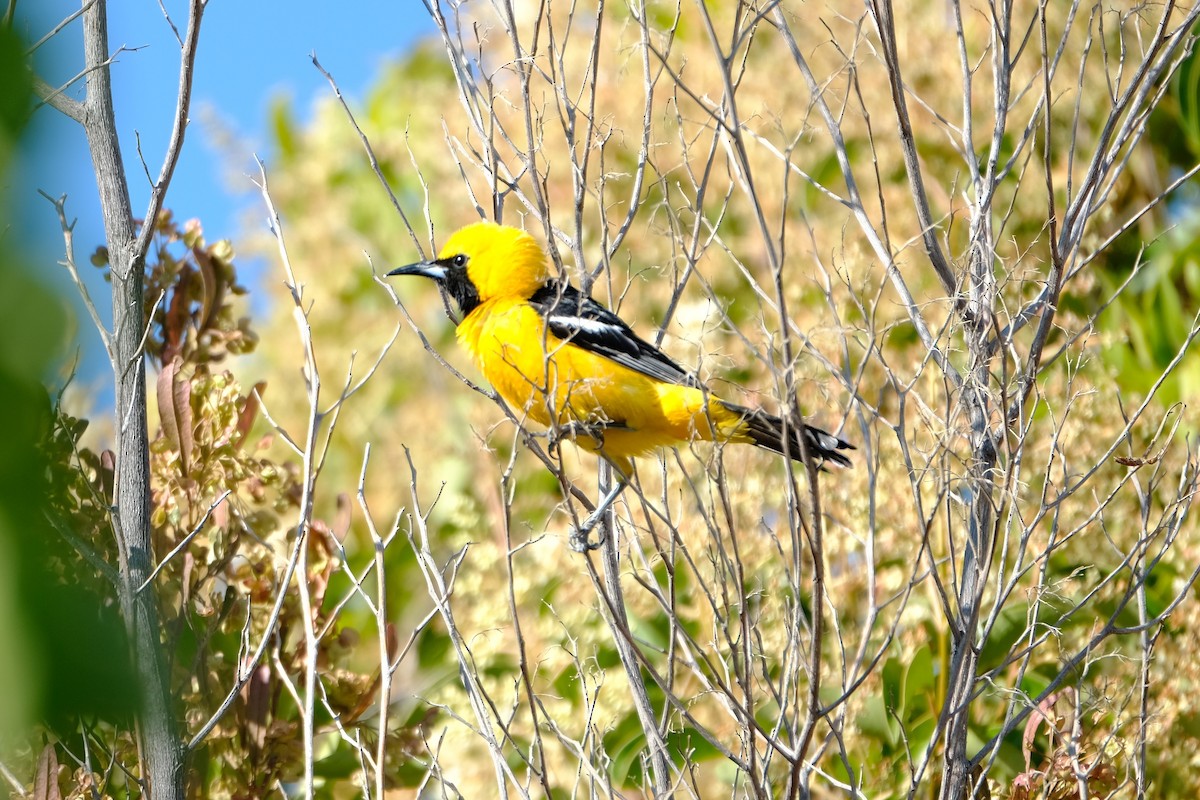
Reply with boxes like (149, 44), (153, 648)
(456, 299), (748, 469)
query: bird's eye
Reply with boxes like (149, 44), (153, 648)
(452, 254), (468, 268)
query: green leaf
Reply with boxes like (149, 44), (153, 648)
(595, 642), (622, 670)
(664, 727), (722, 765)
(979, 602), (1031, 672)
(602, 712), (650, 787)
(858, 692), (900, 748)
(1175, 35), (1200, 156)
(882, 654), (903, 710)
(903, 644), (935, 715)
(631, 610), (674, 652)
(312, 739), (361, 779)
(416, 624), (451, 669)
(552, 662), (581, 698)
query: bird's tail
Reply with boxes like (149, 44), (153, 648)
(720, 401), (855, 468)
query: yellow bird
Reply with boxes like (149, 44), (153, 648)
(389, 222), (852, 548)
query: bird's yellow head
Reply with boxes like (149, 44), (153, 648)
(388, 222), (550, 315)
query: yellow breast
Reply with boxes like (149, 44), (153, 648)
(456, 297), (749, 466)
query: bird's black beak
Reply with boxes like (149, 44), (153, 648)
(387, 254), (479, 317)
(387, 261), (447, 281)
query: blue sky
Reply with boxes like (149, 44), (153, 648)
(16, 2), (434, 383)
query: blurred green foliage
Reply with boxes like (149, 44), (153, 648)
(1099, 33), (1200, 409)
(11, 4), (1200, 797)
(0, 22), (141, 747)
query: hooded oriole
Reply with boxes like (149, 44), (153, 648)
(389, 222), (852, 548)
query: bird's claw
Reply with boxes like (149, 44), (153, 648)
(568, 525), (606, 552)
(548, 420), (607, 452)
(566, 479), (627, 552)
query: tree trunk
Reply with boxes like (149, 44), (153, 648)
(81, 3), (184, 797)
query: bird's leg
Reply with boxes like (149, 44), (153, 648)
(568, 477), (627, 552)
(547, 420), (595, 452)
(547, 418), (626, 452)
(551, 419), (632, 551)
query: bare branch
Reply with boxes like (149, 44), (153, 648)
(37, 190), (112, 356)
(26, 1), (96, 55)
(865, 0), (958, 295)
(133, 0), (206, 262)
(312, 54), (425, 255)
(137, 490), (230, 592)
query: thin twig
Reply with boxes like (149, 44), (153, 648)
(133, 0), (207, 263)
(137, 490), (231, 592)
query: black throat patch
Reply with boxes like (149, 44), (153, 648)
(436, 257), (481, 316)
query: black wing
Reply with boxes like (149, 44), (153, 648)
(528, 280), (701, 388)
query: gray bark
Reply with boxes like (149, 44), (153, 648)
(78, 3), (186, 797)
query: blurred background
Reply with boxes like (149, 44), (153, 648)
(5, 2), (1200, 797)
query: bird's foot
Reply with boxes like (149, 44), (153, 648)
(566, 479), (627, 552)
(548, 421), (601, 451)
(568, 525), (606, 552)
(547, 419), (631, 452)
